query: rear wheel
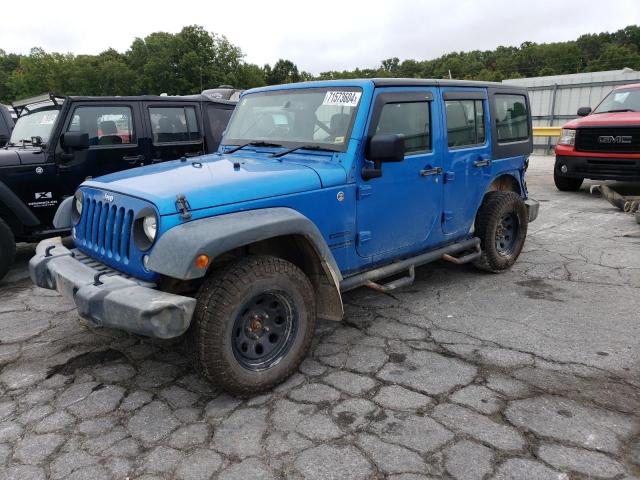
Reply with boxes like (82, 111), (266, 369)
(189, 255), (316, 396)
(473, 191), (528, 273)
(0, 217), (16, 283)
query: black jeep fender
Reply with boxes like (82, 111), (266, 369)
(147, 207), (344, 321)
(0, 180), (40, 229)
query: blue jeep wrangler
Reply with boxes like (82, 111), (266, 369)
(30, 79), (539, 395)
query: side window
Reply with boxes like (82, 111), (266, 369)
(206, 106), (233, 146)
(494, 94), (528, 143)
(149, 106), (201, 144)
(67, 106), (135, 146)
(375, 102), (431, 154)
(445, 99), (485, 148)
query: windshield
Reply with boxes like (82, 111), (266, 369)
(223, 87), (362, 152)
(593, 88), (640, 113)
(9, 108), (60, 145)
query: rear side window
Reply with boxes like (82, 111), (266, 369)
(149, 106), (201, 143)
(494, 94), (528, 143)
(375, 102), (431, 154)
(445, 99), (486, 148)
(67, 106), (135, 146)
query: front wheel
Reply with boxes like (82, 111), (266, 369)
(473, 191), (528, 273)
(189, 255), (316, 396)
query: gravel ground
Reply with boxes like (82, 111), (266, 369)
(0, 155), (639, 480)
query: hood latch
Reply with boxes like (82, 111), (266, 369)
(175, 194), (192, 220)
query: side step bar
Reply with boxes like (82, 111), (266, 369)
(340, 237), (481, 292)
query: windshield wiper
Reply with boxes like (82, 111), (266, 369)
(595, 109), (636, 113)
(272, 145), (340, 158)
(224, 141), (284, 154)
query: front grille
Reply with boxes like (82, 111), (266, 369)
(77, 197), (134, 263)
(575, 127), (640, 153)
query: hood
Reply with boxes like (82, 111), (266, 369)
(82, 153), (346, 215)
(0, 146), (46, 166)
(564, 111), (640, 129)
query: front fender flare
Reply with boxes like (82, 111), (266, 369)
(148, 207), (343, 285)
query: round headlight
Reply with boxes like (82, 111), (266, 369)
(72, 191), (83, 224)
(142, 215), (157, 242)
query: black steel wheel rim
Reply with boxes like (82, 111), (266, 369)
(495, 212), (519, 255)
(231, 291), (297, 371)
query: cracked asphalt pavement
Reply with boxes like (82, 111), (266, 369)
(1, 155), (639, 480)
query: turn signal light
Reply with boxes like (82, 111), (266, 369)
(195, 254), (209, 269)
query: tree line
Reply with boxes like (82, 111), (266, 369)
(1, 24), (639, 104)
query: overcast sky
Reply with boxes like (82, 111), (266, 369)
(2, 0), (639, 74)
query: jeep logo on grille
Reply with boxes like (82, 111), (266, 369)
(597, 135), (632, 144)
(103, 193), (114, 202)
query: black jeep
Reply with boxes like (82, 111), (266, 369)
(0, 91), (236, 280)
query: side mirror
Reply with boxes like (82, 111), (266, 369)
(577, 107), (592, 117)
(362, 134), (406, 180)
(61, 132), (89, 150)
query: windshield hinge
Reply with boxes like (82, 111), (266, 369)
(175, 194), (192, 220)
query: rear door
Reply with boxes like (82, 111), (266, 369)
(440, 89), (492, 236)
(143, 101), (205, 162)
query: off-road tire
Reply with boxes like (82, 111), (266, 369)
(553, 169), (583, 191)
(188, 255), (316, 396)
(0, 217), (16, 283)
(473, 191), (528, 273)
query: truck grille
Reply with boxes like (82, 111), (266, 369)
(77, 198), (134, 262)
(575, 127), (640, 154)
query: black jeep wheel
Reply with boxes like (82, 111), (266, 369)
(553, 164), (583, 191)
(189, 255), (316, 396)
(0, 217), (16, 283)
(473, 191), (528, 273)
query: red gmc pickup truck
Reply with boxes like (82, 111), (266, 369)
(554, 83), (640, 191)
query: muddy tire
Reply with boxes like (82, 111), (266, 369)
(0, 217), (16, 283)
(188, 255), (316, 396)
(473, 191), (528, 273)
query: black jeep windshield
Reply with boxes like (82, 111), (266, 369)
(593, 88), (640, 113)
(9, 108), (60, 145)
(222, 87), (362, 152)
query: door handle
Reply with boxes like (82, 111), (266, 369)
(184, 151), (203, 158)
(123, 154), (144, 165)
(420, 167), (442, 177)
(474, 158), (491, 168)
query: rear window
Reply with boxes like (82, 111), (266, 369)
(494, 94), (529, 143)
(149, 106), (201, 143)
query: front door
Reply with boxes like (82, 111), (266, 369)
(356, 88), (443, 259)
(440, 89), (492, 236)
(55, 102), (145, 196)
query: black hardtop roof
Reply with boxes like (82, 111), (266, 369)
(65, 94), (236, 105)
(370, 78), (526, 90)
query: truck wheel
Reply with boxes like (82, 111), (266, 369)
(553, 170), (583, 192)
(190, 255), (316, 396)
(473, 191), (528, 273)
(0, 217), (16, 282)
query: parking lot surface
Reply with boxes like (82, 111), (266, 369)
(0, 155), (639, 480)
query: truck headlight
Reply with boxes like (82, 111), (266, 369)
(558, 128), (576, 146)
(142, 215), (157, 242)
(72, 190), (83, 224)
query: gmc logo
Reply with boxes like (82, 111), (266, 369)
(598, 135), (632, 144)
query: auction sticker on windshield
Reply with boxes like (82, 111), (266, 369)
(323, 91), (361, 107)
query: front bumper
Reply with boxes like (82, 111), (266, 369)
(555, 155), (640, 182)
(525, 199), (539, 223)
(29, 238), (197, 339)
